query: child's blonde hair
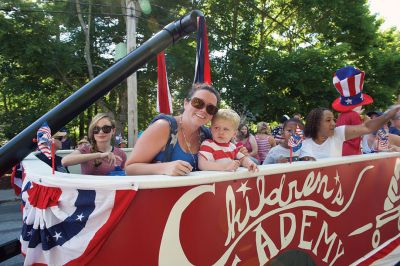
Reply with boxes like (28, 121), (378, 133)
(256, 121), (271, 134)
(212, 109), (241, 129)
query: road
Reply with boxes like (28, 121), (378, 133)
(0, 199), (24, 265)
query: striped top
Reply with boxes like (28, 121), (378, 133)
(255, 135), (273, 163)
(199, 139), (245, 163)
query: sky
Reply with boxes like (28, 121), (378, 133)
(368, 0), (400, 30)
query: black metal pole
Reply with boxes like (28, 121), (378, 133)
(0, 10), (204, 176)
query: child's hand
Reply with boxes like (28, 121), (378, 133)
(238, 146), (249, 156)
(300, 156), (316, 161)
(277, 156), (289, 163)
(224, 160), (240, 171)
(247, 161), (258, 172)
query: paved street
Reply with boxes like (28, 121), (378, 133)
(0, 190), (24, 265)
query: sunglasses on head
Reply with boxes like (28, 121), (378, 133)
(93, 125), (114, 134)
(190, 97), (219, 115)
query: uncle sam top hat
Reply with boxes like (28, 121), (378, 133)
(332, 66), (373, 112)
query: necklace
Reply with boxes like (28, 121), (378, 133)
(180, 116), (198, 171)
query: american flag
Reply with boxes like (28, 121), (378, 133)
(376, 128), (389, 151)
(37, 122), (52, 159)
(20, 176), (138, 265)
(295, 125), (304, 140)
(288, 132), (302, 152)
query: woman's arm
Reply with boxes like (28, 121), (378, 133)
(249, 134), (258, 157)
(345, 105), (400, 141)
(124, 119), (192, 176)
(61, 149), (120, 167)
(61, 149), (98, 166)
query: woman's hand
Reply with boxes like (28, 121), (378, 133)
(162, 160), (193, 176)
(99, 152), (122, 166)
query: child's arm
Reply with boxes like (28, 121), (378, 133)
(198, 155), (240, 171)
(240, 156), (259, 172)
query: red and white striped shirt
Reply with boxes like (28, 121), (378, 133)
(199, 139), (245, 163)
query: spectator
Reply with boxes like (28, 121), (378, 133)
(292, 113), (303, 121)
(61, 113), (126, 175)
(77, 136), (89, 148)
(198, 109), (258, 172)
(236, 124), (259, 164)
(125, 83), (220, 176)
(255, 121), (276, 164)
(59, 127), (72, 150)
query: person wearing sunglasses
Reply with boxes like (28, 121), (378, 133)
(62, 113), (126, 175)
(125, 83), (220, 176)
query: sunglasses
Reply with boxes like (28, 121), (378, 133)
(190, 97), (219, 115)
(54, 137), (63, 141)
(93, 125), (114, 134)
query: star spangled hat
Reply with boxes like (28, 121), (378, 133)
(332, 66), (373, 112)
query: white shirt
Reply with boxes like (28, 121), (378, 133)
(302, 126), (346, 159)
(263, 144), (313, 164)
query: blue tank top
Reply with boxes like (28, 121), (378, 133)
(150, 114), (211, 171)
(153, 141), (198, 170)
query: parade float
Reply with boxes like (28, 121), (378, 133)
(0, 10), (399, 266)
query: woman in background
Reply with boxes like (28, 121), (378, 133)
(236, 124), (259, 164)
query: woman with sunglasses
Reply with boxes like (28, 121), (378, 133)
(125, 83), (220, 176)
(62, 113), (127, 175)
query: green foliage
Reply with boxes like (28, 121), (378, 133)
(0, 0), (399, 144)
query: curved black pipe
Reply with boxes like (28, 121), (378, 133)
(0, 10), (204, 176)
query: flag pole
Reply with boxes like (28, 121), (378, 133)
(51, 142), (55, 175)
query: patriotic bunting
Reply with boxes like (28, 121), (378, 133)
(20, 178), (138, 265)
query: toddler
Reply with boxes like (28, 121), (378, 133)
(198, 109), (258, 172)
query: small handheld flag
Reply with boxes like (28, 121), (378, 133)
(37, 122), (56, 173)
(37, 122), (52, 160)
(288, 131), (303, 163)
(376, 128), (389, 151)
(295, 125), (304, 140)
